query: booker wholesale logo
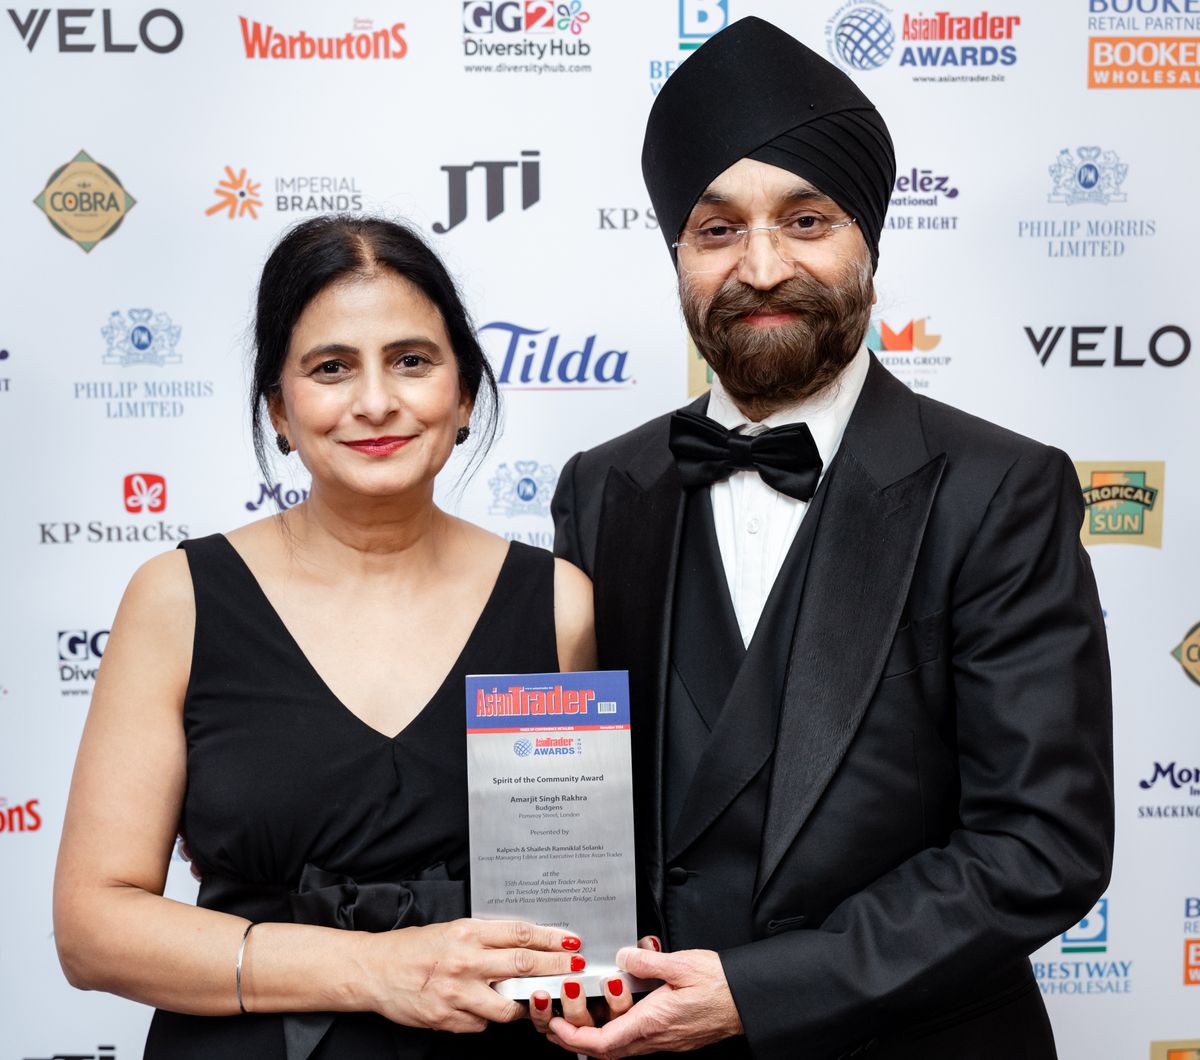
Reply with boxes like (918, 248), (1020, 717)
(0, 797), (43, 833)
(38, 475), (189, 545)
(240, 15), (407, 60)
(1137, 760), (1200, 819)
(885, 165), (960, 232)
(434, 150), (540, 233)
(826, 2), (1021, 83)
(462, 1), (593, 76)
(1087, 0), (1200, 88)
(1034, 897), (1133, 995)
(1151, 1045), (1200, 1060)
(8, 7), (182, 52)
(58, 629), (109, 697)
(1074, 461), (1165, 547)
(867, 316), (949, 392)
(1017, 146), (1156, 258)
(1172, 622), (1200, 686)
(34, 149), (135, 252)
(481, 322), (631, 390)
(650, 0), (729, 94)
(1185, 897), (1200, 985)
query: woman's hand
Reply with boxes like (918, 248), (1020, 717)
(362, 919), (584, 1032)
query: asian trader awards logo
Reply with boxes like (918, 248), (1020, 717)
(1075, 461), (1165, 548)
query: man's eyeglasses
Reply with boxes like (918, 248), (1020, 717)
(672, 214), (857, 274)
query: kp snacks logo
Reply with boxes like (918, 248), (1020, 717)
(488, 461), (558, 519)
(1172, 622), (1200, 687)
(34, 149), (135, 252)
(480, 322), (631, 389)
(1075, 462), (1165, 548)
(240, 15), (407, 60)
(0, 797), (43, 833)
(58, 629), (109, 697)
(826, 2), (1020, 81)
(867, 316), (948, 392)
(1087, 0), (1200, 88)
(38, 475), (189, 545)
(9, 7), (182, 53)
(1034, 897), (1133, 995)
(1137, 760), (1200, 819)
(461, 1), (592, 75)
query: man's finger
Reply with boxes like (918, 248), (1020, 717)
(475, 919), (582, 952)
(638, 934), (662, 952)
(616, 945), (677, 981)
(548, 1015), (612, 1053)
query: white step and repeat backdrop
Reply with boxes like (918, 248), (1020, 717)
(2, 1), (1198, 1057)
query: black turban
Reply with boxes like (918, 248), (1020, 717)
(642, 16), (896, 272)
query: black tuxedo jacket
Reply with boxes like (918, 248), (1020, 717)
(551, 356), (1114, 1060)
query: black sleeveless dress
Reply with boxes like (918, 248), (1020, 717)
(144, 535), (564, 1060)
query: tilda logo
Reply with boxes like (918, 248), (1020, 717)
(480, 322), (630, 389)
(239, 16), (407, 60)
(124, 473), (166, 513)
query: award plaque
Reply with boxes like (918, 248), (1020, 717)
(466, 670), (646, 999)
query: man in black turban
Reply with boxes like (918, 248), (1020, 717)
(547, 16), (1113, 1060)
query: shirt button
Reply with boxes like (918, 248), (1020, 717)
(666, 866), (689, 886)
(746, 516), (761, 534)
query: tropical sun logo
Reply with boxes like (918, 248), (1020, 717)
(206, 166), (263, 219)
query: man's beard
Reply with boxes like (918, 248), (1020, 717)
(680, 254), (874, 418)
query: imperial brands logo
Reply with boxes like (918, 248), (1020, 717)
(38, 476), (190, 545)
(480, 322), (631, 389)
(207, 168), (365, 219)
(0, 797), (43, 833)
(240, 16), (407, 60)
(206, 166), (263, 220)
(1026, 326), (1189, 367)
(1034, 897), (1133, 995)
(9, 7), (182, 52)
(58, 630), (110, 696)
(1172, 622), (1200, 687)
(1074, 462), (1165, 548)
(826, 2), (1021, 79)
(488, 461), (557, 518)
(867, 317), (949, 392)
(33, 149), (135, 252)
(1137, 760), (1200, 819)
(433, 150), (540, 234)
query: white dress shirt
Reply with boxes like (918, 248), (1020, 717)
(705, 346), (870, 647)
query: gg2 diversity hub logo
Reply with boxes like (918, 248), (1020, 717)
(461, 1), (593, 73)
(1034, 897), (1134, 995)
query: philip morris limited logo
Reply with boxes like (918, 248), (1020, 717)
(885, 165), (960, 232)
(9, 7), (182, 52)
(240, 16), (407, 60)
(0, 797), (43, 833)
(1034, 897), (1133, 995)
(102, 309), (180, 367)
(1172, 623), (1200, 687)
(1074, 462), (1165, 548)
(34, 149), (135, 252)
(480, 322), (630, 389)
(1087, 1), (1200, 88)
(489, 461), (557, 518)
(1049, 146), (1127, 204)
(461, 1), (592, 74)
(433, 150), (540, 234)
(1137, 760), (1200, 820)
(58, 630), (109, 697)
(868, 316), (949, 392)
(827, 3), (1020, 80)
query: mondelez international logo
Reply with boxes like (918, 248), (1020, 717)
(34, 149), (136, 252)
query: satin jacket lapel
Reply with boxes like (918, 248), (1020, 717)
(593, 434), (690, 913)
(757, 358), (947, 897)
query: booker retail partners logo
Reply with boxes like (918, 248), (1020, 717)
(34, 149), (135, 252)
(1087, 0), (1200, 88)
(1075, 461), (1165, 547)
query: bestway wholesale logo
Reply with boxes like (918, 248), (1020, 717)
(1062, 897), (1108, 953)
(679, 0), (728, 49)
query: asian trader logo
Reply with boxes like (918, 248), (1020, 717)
(513, 738), (534, 758)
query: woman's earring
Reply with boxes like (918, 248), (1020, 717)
(455, 426), (470, 446)
(275, 432), (291, 456)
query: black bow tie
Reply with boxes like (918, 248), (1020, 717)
(668, 408), (823, 501)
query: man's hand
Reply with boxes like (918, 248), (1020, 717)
(546, 946), (743, 1058)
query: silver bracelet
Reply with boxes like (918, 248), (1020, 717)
(236, 922), (256, 1014)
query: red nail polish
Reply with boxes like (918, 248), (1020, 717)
(607, 978), (624, 997)
(564, 980), (582, 1000)
(570, 954), (586, 972)
(649, 936), (662, 952)
(533, 995), (550, 1011)
(561, 935), (582, 951)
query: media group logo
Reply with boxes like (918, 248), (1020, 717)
(38, 475), (190, 545)
(1172, 622), (1200, 687)
(1018, 146), (1156, 257)
(462, 1), (593, 75)
(9, 7), (182, 53)
(479, 321), (631, 389)
(34, 149), (135, 253)
(1034, 897), (1133, 995)
(1137, 759), (1200, 819)
(58, 629), (109, 696)
(1074, 461), (1165, 548)
(884, 166), (960, 232)
(867, 316), (948, 391)
(433, 150), (540, 234)
(1087, 0), (1200, 88)
(0, 797), (43, 833)
(240, 15), (407, 60)
(826, 3), (1021, 82)
(488, 461), (558, 518)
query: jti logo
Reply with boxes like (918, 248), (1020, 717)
(433, 151), (540, 234)
(124, 473), (167, 513)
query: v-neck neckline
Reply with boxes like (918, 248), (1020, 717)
(215, 534), (515, 742)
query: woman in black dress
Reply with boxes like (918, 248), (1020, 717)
(52, 216), (595, 1059)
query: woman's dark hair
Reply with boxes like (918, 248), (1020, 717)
(250, 214), (498, 482)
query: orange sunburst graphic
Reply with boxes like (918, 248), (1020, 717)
(206, 166), (263, 219)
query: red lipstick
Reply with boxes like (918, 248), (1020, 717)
(341, 436), (412, 457)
